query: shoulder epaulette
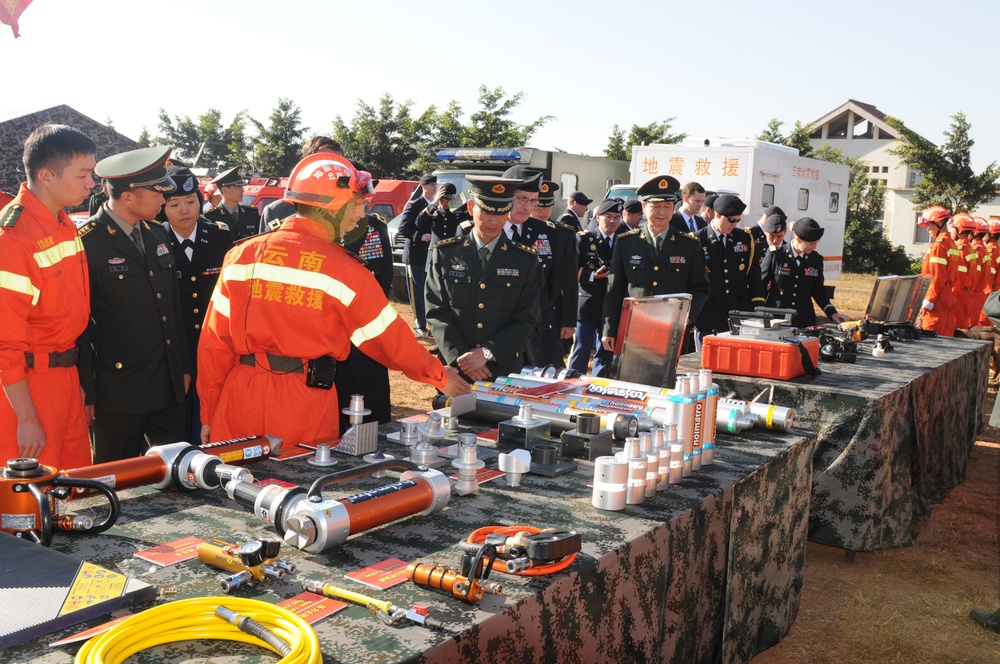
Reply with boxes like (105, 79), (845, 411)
(213, 220), (231, 232)
(577, 229), (588, 237)
(435, 235), (463, 248)
(78, 219), (98, 237)
(544, 220), (556, 228)
(512, 242), (537, 255)
(552, 220), (573, 232)
(143, 219), (163, 228)
(368, 213), (387, 225)
(266, 218), (283, 231)
(459, 220), (474, 232)
(618, 227), (641, 238)
(1, 204), (23, 227)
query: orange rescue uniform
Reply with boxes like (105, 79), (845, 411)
(952, 237), (976, 330)
(920, 232), (956, 336)
(198, 216), (448, 445)
(0, 184), (91, 467)
(976, 240), (998, 326)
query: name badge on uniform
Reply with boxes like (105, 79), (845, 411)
(629, 254), (643, 265)
(805, 267), (819, 277)
(448, 258), (469, 278)
(156, 243), (169, 256)
(497, 268), (520, 277)
(778, 265), (792, 274)
(669, 255), (686, 264)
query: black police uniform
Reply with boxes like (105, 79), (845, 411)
(602, 225), (712, 340)
(205, 203), (260, 242)
(513, 216), (565, 368)
(570, 228), (619, 374)
(164, 218), (233, 443)
(760, 244), (837, 328)
(78, 210), (192, 462)
(695, 226), (765, 335)
(425, 233), (541, 382)
(335, 214), (395, 427)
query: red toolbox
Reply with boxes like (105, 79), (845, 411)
(701, 333), (820, 380)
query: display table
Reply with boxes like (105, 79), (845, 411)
(681, 335), (990, 553)
(5, 425), (815, 664)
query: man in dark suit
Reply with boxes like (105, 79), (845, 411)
(398, 173), (438, 336)
(601, 175), (711, 353)
(425, 176), (541, 383)
(158, 165), (233, 443)
(669, 181), (708, 235)
(761, 217), (848, 328)
(557, 190), (592, 232)
(204, 166), (260, 241)
(570, 198), (623, 376)
(77, 146), (193, 462)
(694, 195), (765, 341)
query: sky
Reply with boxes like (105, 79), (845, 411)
(3, 0), (999, 171)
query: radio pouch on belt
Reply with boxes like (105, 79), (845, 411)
(306, 356), (337, 390)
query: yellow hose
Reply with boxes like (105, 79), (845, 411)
(74, 597), (321, 664)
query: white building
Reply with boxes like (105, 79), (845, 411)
(807, 99), (1000, 259)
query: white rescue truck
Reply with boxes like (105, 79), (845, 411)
(627, 139), (850, 279)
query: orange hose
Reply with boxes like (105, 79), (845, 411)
(465, 525), (576, 576)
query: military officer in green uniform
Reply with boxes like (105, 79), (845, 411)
(425, 176), (541, 383)
(761, 217), (849, 328)
(601, 175), (711, 354)
(77, 146), (193, 462)
(204, 166), (260, 241)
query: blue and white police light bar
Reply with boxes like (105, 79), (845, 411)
(435, 148), (523, 163)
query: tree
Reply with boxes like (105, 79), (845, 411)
(812, 145), (912, 274)
(250, 98), (307, 177)
(136, 127), (151, 148)
(756, 119), (814, 157)
(332, 94), (432, 179)
(885, 112), (1000, 213)
(464, 86), (553, 148)
(156, 108), (250, 169)
(605, 120), (685, 161)
(605, 124), (627, 160)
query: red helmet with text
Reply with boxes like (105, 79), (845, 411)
(951, 213), (977, 233)
(919, 206), (951, 226)
(988, 219), (1000, 236)
(283, 153), (361, 211)
(973, 216), (989, 234)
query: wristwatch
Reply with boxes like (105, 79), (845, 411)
(481, 347), (495, 362)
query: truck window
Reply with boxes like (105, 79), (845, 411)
(761, 184), (775, 208)
(560, 173), (578, 198)
(913, 213), (930, 244)
(797, 188), (809, 211)
(829, 192), (839, 213)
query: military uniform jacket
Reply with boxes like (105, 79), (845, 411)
(557, 209), (582, 232)
(748, 224), (768, 266)
(760, 244), (836, 328)
(78, 209), (192, 414)
(695, 226), (765, 335)
(552, 220), (579, 329)
(398, 196), (431, 267)
(205, 203), (260, 242)
(344, 214), (393, 297)
(577, 229), (618, 324)
(418, 205), (461, 270)
(602, 225), (711, 339)
(164, 218), (234, 368)
(515, 217), (562, 327)
(425, 233), (541, 380)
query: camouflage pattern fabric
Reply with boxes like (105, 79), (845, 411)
(682, 335), (990, 552)
(6, 424), (814, 664)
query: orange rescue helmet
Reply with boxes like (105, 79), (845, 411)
(283, 153), (362, 211)
(973, 216), (989, 234)
(988, 219), (1000, 237)
(951, 212), (977, 233)
(919, 206), (951, 226)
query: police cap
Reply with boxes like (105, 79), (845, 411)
(210, 166), (246, 188)
(792, 217), (825, 242)
(569, 190), (593, 205)
(713, 195), (746, 218)
(763, 213), (787, 233)
(95, 146), (176, 193)
(466, 175), (522, 215)
(596, 198), (624, 216)
(704, 193), (719, 210)
(419, 173), (438, 185)
(500, 165), (543, 192)
(636, 175), (681, 203)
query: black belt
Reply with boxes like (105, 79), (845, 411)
(25, 348), (78, 369)
(239, 353), (305, 373)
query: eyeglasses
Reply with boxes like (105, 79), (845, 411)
(723, 216), (741, 224)
(514, 195), (537, 206)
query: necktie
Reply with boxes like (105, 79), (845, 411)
(689, 217), (698, 233)
(511, 225), (521, 244)
(655, 235), (663, 253)
(181, 239), (195, 261)
(795, 254), (802, 267)
(130, 226), (144, 256)
(479, 246), (490, 271)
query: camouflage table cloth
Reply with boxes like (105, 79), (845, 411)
(681, 335), (990, 552)
(5, 425), (815, 664)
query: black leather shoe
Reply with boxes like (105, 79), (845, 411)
(970, 608), (1000, 633)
